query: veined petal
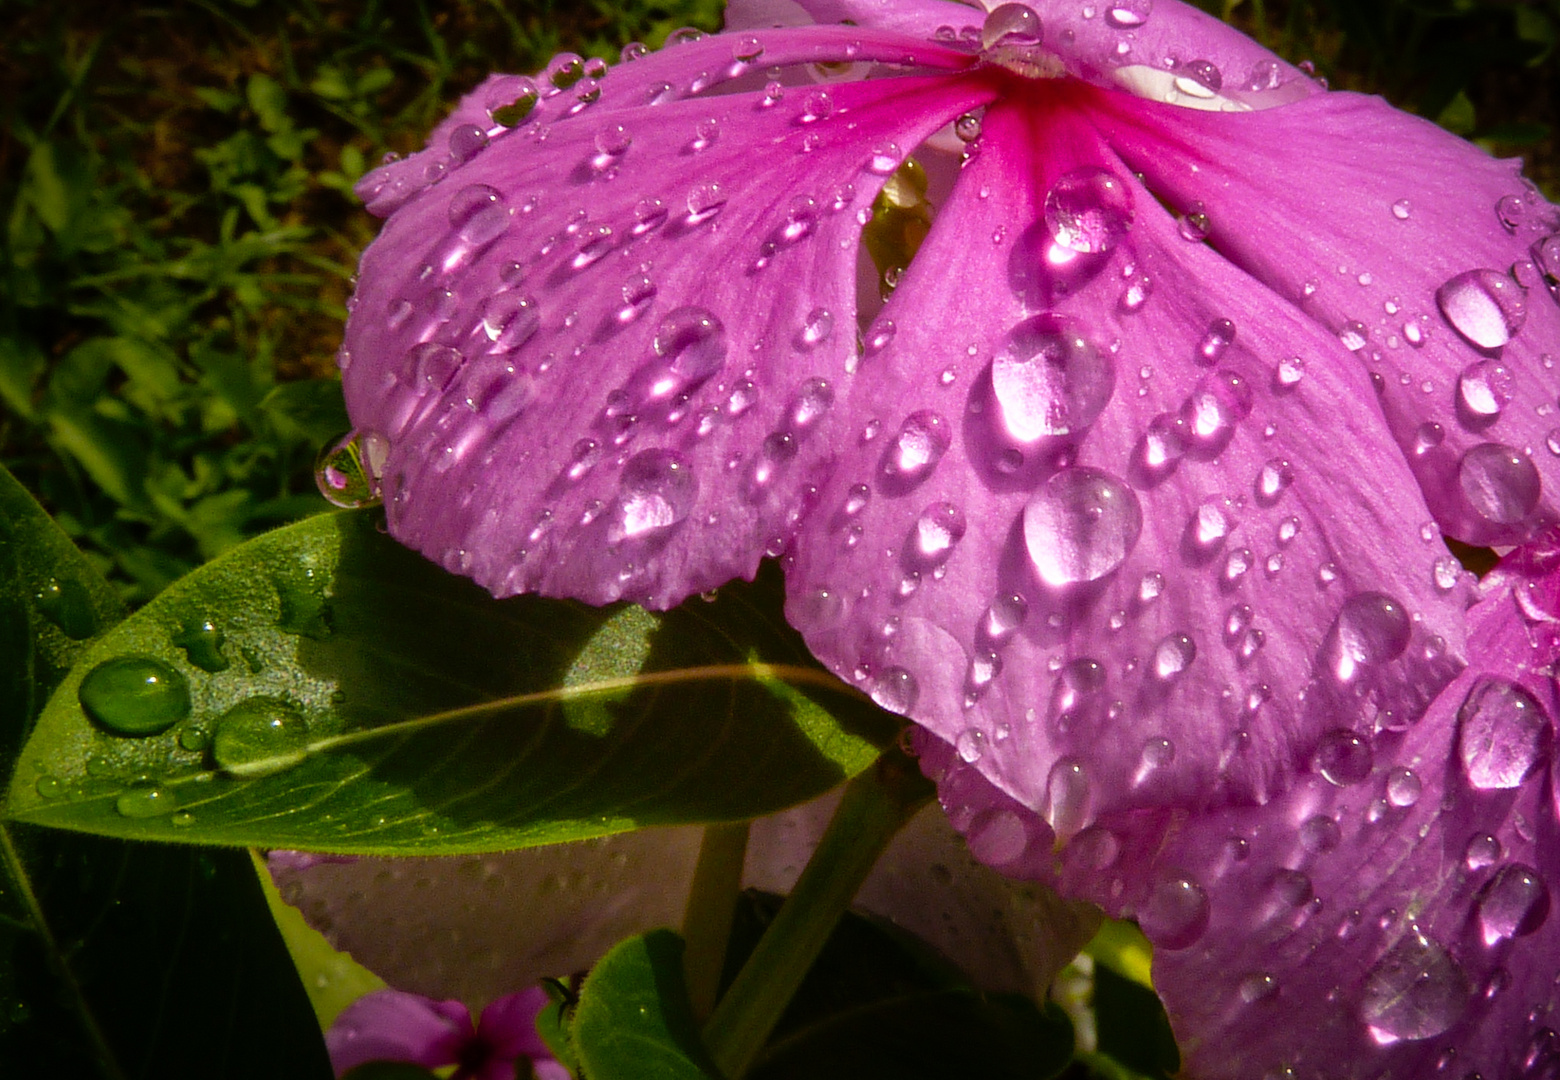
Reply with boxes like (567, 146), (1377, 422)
(1096, 90), (1560, 544)
(916, 533), (1560, 1080)
(325, 989), (472, 1075)
(786, 85), (1469, 831)
(342, 33), (991, 607)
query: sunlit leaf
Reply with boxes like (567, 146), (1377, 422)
(7, 510), (894, 854)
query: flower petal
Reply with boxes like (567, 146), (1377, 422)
(325, 989), (472, 1075)
(341, 29), (990, 606)
(916, 532), (1560, 1080)
(1094, 90), (1560, 544)
(786, 86), (1470, 833)
(475, 987), (554, 1061)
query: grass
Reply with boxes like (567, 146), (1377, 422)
(1, 0), (1553, 604)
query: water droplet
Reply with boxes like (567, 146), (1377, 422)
(611, 450), (697, 542)
(314, 431), (386, 510)
(882, 411), (952, 487)
(981, 3), (1043, 49)
(908, 502), (967, 569)
(653, 306), (727, 394)
(1466, 833), (1503, 870)
(1119, 272), (1152, 312)
(1049, 658), (1106, 733)
(956, 727), (986, 763)
(447, 183), (509, 245)
(1152, 633), (1196, 680)
(1457, 677), (1551, 790)
(1359, 930), (1469, 1043)
(547, 53), (585, 90)
(1324, 592), (1412, 683)
(1457, 359), (1515, 421)
(799, 89), (834, 123)
(116, 785), (176, 819)
(1477, 864), (1550, 945)
(1385, 767), (1421, 807)
(1315, 729), (1372, 786)
(1256, 457), (1294, 505)
(171, 618), (229, 674)
(1104, 0), (1152, 28)
(799, 307), (834, 348)
(1239, 973), (1278, 1004)
(686, 182), (727, 224)
(733, 35), (764, 62)
(1181, 369), (1252, 454)
(1437, 269), (1526, 350)
(34, 774), (62, 799)
(33, 576), (97, 640)
(1178, 203), (1210, 242)
(1391, 198), (1411, 220)
(1196, 318), (1236, 364)
(1043, 167), (1134, 254)
(1023, 468), (1142, 587)
(991, 314), (1115, 441)
(1174, 59), (1222, 98)
(1300, 814), (1341, 853)
(872, 667), (919, 714)
(212, 697), (310, 778)
(488, 77), (540, 125)
(981, 593), (1029, 647)
(1044, 758), (1090, 837)
(1132, 412), (1187, 483)
(1138, 873), (1210, 950)
(1459, 443), (1541, 524)
(79, 657), (190, 736)
(955, 111), (983, 141)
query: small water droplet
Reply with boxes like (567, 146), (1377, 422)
(882, 411), (952, 487)
(172, 618), (229, 674)
(1174, 59), (1222, 98)
(1324, 592), (1412, 683)
(212, 697), (310, 778)
(991, 314), (1115, 441)
(733, 35), (764, 62)
(1177, 202), (1210, 242)
(686, 182), (727, 224)
(1437, 268), (1527, 350)
(79, 657), (190, 736)
(981, 3), (1043, 49)
(1044, 758), (1090, 836)
(116, 785), (177, 819)
(1315, 729), (1372, 786)
(1391, 198), (1411, 220)
(1300, 814), (1341, 853)
(1152, 633), (1196, 680)
(908, 502), (968, 569)
(314, 430), (386, 509)
(1457, 677), (1551, 790)
(799, 307), (834, 348)
(1457, 359), (1515, 421)
(1104, 0), (1152, 28)
(1256, 457), (1294, 505)
(1385, 767), (1421, 807)
(1049, 658), (1106, 733)
(871, 667), (919, 714)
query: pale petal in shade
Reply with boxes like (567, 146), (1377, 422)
(270, 802), (1101, 1006)
(325, 989), (471, 1074)
(921, 535), (1560, 1080)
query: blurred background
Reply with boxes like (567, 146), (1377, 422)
(2, 0), (1554, 604)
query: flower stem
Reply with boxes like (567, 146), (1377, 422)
(682, 821), (751, 1023)
(700, 746), (933, 1079)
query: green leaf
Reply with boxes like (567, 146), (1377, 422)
(7, 510), (895, 854)
(725, 895), (1074, 1080)
(1092, 965), (1179, 1080)
(257, 378), (351, 445)
(572, 930), (719, 1080)
(0, 466), (331, 1078)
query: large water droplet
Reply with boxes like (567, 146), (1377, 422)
(314, 431), (386, 509)
(1043, 168), (1134, 254)
(981, 3), (1043, 49)
(1314, 729), (1373, 786)
(981, 593), (1029, 648)
(79, 656), (190, 736)
(611, 450), (697, 542)
(212, 697), (310, 778)
(1456, 677), (1551, 790)
(34, 576), (97, 640)
(1436, 269), (1526, 350)
(1324, 592), (1412, 683)
(1132, 412), (1187, 484)
(1181, 369), (1252, 455)
(116, 785), (177, 819)
(1152, 633), (1196, 680)
(448, 184), (509, 246)
(1385, 767), (1422, 807)
(991, 314), (1115, 441)
(1459, 443), (1541, 524)
(1174, 59), (1223, 98)
(1477, 864), (1550, 945)
(1138, 873), (1210, 950)
(881, 411), (952, 488)
(1023, 468), (1141, 588)
(1359, 930), (1469, 1043)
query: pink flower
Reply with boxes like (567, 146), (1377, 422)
(326, 986), (568, 1080)
(335, 0), (1560, 1075)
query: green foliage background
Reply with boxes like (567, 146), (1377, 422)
(2, 0), (1555, 603)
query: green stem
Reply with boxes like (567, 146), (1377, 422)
(701, 747), (932, 1079)
(682, 821), (751, 1023)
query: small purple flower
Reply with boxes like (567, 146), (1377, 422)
(326, 986), (568, 1080)
(336, 0), (1560, 1074)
